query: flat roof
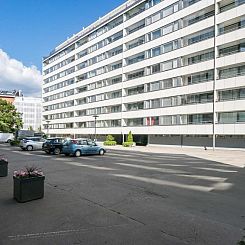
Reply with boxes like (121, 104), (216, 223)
(43, 0), (144, 61)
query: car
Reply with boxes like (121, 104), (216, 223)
(0, 133), (14, 143)
(42, 137), (65, 155)
(20, 137), (46, 151)
(62, 139), (106, 157)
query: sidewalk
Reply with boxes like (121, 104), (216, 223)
(102, 144), (245, 168)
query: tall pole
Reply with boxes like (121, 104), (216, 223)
(46, 120), (50, 138)
(93, 115), (99, 141)
(213, 0), (217, 151)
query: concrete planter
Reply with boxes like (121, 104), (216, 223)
(13, 175), (45, 202)
(0, 160), (8, 177)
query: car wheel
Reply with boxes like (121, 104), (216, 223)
(26, 145), (33, 151)
(54, 148), (61, 155)
(99, 149), (105, 155)
(7, 139), (11, 143)
(74, 150), (81, 157)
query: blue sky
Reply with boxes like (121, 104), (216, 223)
(0, 0), (125, 96)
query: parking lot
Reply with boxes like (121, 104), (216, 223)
(0, 144), (244, 245)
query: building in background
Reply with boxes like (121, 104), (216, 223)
(14, 97), (42, 131)
(42, 0), (245, 148)
(0, 90), (22, 103)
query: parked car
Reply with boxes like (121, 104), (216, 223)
(20, 137), (46, 151)
(42, 138), (65, 155)
(0, 133), (14, 143)
(62, 139), (106, 157)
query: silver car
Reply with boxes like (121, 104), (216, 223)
(20, 137), (46, 151)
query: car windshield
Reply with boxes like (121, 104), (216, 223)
(46, 138), (63, 143)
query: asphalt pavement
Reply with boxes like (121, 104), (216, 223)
(0, 144), (244, 245)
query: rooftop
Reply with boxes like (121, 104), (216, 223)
(43, 0), (143, 61)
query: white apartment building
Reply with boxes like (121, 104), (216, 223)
(42, 0), (245, 148)
(14, 97), (42, 131)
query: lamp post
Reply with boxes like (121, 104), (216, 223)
(46, 120), (50, 137)
(92, 115), (99, 141)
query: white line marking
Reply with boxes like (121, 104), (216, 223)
(64, 161), (118, 171)
(112, 174), (213, 192)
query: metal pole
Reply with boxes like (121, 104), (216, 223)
(213, 0), (217, 151)
(93, 115), (99, 141)
(46, 120), (50, 137)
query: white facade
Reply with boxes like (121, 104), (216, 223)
(14, 97), (42, 131)
(42, 0), (245, 148)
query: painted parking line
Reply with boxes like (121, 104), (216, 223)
(64, 161), (118, 171)
(12, 151), (32, 155)
(108, 162), (187, 174)
(111, 174), (213, 192)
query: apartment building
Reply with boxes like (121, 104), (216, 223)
(42, 0), (245, 148)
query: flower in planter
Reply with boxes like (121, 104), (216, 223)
(13, 166), (45, 202)
(0, 155), (7, 162)
(13, 166), (44, 179)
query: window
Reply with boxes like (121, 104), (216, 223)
(127, 70), (144, 80)
(152, 63), (161, 73)
(152, 29), (161, 40)
(152, 46), (161, 57)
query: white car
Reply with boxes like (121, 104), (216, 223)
(0, 133), (14, 143)
(20, 137), (46, 151)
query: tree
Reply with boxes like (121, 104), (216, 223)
(0, 99), (23, 133)
(127, 131), (134, 143)
(28, 126), (34, 131)
(106, 135), (115, 141)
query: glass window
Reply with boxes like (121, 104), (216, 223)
(162, 5), (173, 17)
(152, 29), (161, 39)
(238, 111), (245, 122)
(152, 63), (161, 73)
(152, 11), (161, 23)
(163, 24), (173, 35)
(152, 46), (161, 57)
(163, 42), (173, 53)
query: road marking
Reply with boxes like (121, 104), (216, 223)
(112, 174), (213, 192)
(193, 167), (237, 173)
(108, 162), (187, 174)
(64, 161), (118, 171)
(12, 151), (31, 155)
(177, 174), (227, 182)
(8, 224), (129, 241)
(158, 164), (189, 167)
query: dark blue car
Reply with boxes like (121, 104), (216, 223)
(62, 139), (106, 157)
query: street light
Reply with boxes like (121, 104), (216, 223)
(46, 120), (50, 137)
(92, 115), (99, 141)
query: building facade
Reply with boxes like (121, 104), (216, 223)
(42, 0), (245, 148)
(14, 97), (42, 131)
(0, 90), (22, 103)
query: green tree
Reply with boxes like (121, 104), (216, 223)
(127, 131), (133, 143)
(0, 99), (23, 133)
(28, 126), (34, 131)
(106, 134), (115, 141)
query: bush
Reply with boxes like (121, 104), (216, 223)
(122, 142), (134, 147)
(103, 141), (117, 146)
(106, 135), (115, 141)
(10, 139), (20, 146)
(127, 131), (133, 143)
(104, 135), (117, 146)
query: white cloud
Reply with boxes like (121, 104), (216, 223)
(0, 49), (42, 97)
